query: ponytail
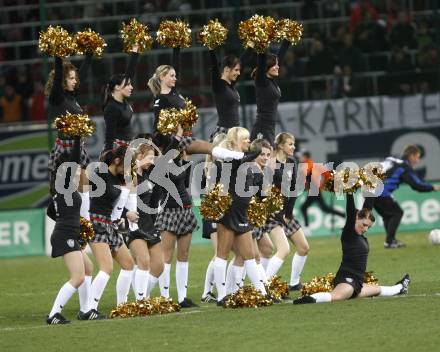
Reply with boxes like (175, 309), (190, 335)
(101, 146), (128, 166)
(148, 65), (173, 96)
(102, 74), (130, 110)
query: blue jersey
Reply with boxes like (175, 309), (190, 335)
(380, 157), (433, 197)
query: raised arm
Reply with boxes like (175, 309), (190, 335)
(255, 53), (269, 87)
(48, 57), (65, 106)
(172, 47), (181, 79)
(78, 53), (93, 84)
(343, 193), (357, 232)
(209, 50), (224, 93)
(277, 39), (290, 63)
(125, 49), (140, 80)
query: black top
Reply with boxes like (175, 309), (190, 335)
(254, 40), (290, 124)
(103, 52), (139, 151)
(51, 136), (81, 234)
(340, 194), (369, 279)
(49, 54), (92, 139)
(163, 157), (192, 208)
(209, 48), (254, 128)
(90, 168), (123, 218)
(137, 167), (163, 231)
(273, 156), (298, 219)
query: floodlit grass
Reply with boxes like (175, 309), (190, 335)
(0, 231), (439, 352)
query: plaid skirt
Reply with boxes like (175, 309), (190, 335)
(209, 126), (229, 142)
(89, 214), (124, 252)
(178, 136), (196, 151)
(252, 214), (301, 240)
(48, 138), (90, 171)
(155, 207), (198, 236)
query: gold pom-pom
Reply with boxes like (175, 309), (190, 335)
(157, 19), (192, 48)
(266, 275), (289, 300)
(364, 271), (379, 285)
(39, 25), (77, 58)
(200, 184), (232, 221)
(79, 217), (95, 250)
(74, 28), (106, 57)
(180, 98), (198, 132)
(198, 19), (228, 49)
(300, 273), (336, 296)
(263, 186), (284, 215)
(247, 196), (268, 228)
(238, 15), (278, 53)
(110, 297), (181, 318)
(276, 19), (303, 45)
(54, 112), (96, 137)
(157, 107), (180, 135)
(359, 166), (385, 191)
(225, 285), (273, 308)
(120, 18), (154, 53)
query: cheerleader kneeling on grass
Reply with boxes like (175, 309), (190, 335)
(293, 193), (410, 305)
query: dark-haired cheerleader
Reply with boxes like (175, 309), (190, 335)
(207, 48), (253, 140)
(250, 39), (291, 143)
(147, 48), (244, 161)
(45, 51), (93, 220)
(46, 137), (99, 324)
(102, 44), (140, 153)
(294, 193), (410, 304)
(88, 146), (135, 312)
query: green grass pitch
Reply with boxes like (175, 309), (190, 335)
(1, 231), (439, 352)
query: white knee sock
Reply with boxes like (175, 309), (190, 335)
(159, 263), (171, 298)
(116, 269), (133, 305)
(79, 192), (90, 220)
(213, 257), (227, 301)
(146, 273), (159, 298)
(266, 256), (284, 278)
(244, 259), (267, 295)
(176, 261), (189, 303)
(311, 292), (332, 303)
(260, 257), (270, 271)
(212, 146), (244, 160)
(78, 275), (92, 313)
(225, 262), (235, 294)
(134, 269), (149, 300)
(131, 265), (138, 296)
(257, 263), (268, 284)
(290, 253), (307, 286)
(111, 187), (130, 221)
(202, 260), (215, 297)
(90, 271), (110, 310)
(49, 282), (77, 317)
(234, 265), (244, 291)
(379, 284), (402, 297)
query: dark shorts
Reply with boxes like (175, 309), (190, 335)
(202, 219), (217, 239)
(51, 230), (81, 258)
(155, 207), (198, 236)
(125, 228), (161, 247)
(90, 221), (124, 252)
(334, 269), (364, 298)
(218, 201), (253, 235)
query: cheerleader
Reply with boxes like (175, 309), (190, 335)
(250, 39), (291, 143)
(147, 48), (243, 161)
(125, 143), (164, 300)
(200, 133), (227, 303)
(45, 51), (92, 220)
(88, 146), (135, 312)
(102, 44), (140, 152)
(208, 48), (253, 140)
(46, 137), (99, 324)
(268, 132), (309, 291)
(294, 193), (411, 304)
(213, 127), (269, 306)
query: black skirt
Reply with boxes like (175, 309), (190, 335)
(334, 268), (364, 298)
(51, 229), (81, 258)
(218, 199), (252, 234)
(125, 228), (161, 247)
(202, 219), (217, 239)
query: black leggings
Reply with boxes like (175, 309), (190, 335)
(300, 193), (345, 227)
(367, 196), (403, 244)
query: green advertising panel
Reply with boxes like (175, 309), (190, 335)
(0, 208), (45, 258)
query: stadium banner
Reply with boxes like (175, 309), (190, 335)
(0, 208), (45, 258)
(1, 93), (440, 210)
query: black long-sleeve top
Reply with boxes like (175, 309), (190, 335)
(137, 166), (163, 231)
(103, 52), (139, 151)
(52, 136), (81, 234)
(273, 156), (298, 219)
(162, 157), (192, 209)
(254, 40), (290, 124)
(49, 54), (92, 139)
(209, 48), (254, 128)
(339, 194), (369, 279)
(89, 169), (123, 218)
